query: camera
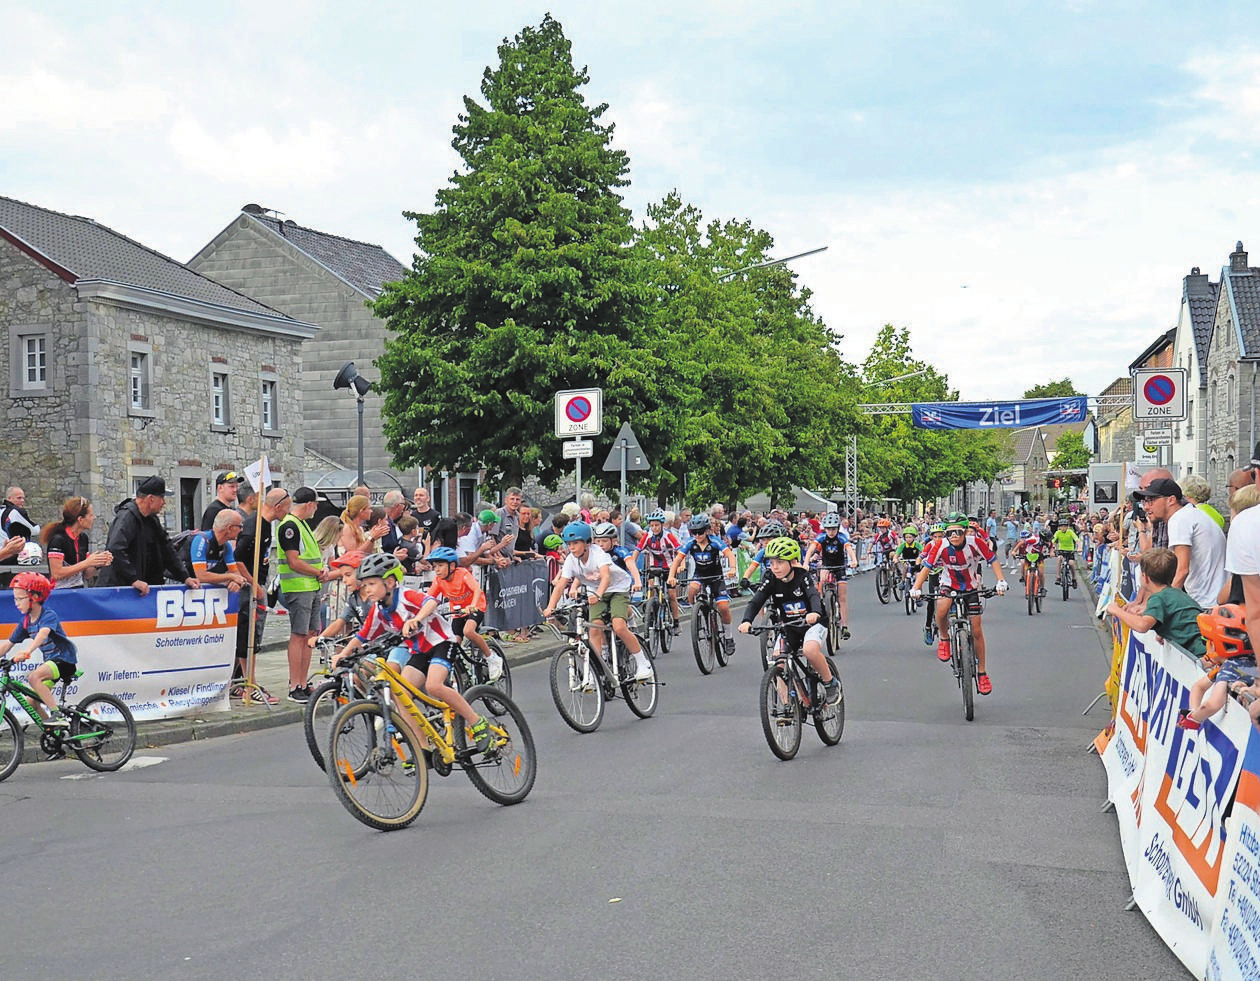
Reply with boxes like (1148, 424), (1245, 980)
(1128, 492), (1146, 523)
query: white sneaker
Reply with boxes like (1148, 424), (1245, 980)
(486, 652), (504, 682)
(634, 656), (653, 681)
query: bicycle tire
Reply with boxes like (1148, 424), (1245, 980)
(904, 581), (915, 616)
(455, 686), (537, 805)
(890, 567), (904, 602)
(1027, 571), (1036, 616)
(621, 651), (658, 719)
(0, 707), (22, 782)
(875, 566), (890, 604)
(959, 628), (976, 722)
(644, 597), (662, 659)
(548, 646), (605, 733)
(660, 603), (675, 654)
(814, 656), (845, 745)
(826, 589), (841, 650)
(70, 694), (136, 772)
(326, 700), (428, 831)
(1035, 579), (1043, 614)
(713, 609), (729, 668)
(482, 638), (513, 709)
(759, 662), (803, 761)
(305, 678), (353, 771)
(1062, 567), (1070, 602)
(692, 603), (715, 675)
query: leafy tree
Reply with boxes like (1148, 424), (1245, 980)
(372, 15), (654, 489)
(1051, 430), (1091, 469)
(1022, 378), (1079, 399)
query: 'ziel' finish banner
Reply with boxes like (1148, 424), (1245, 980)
(0, 586), (236, 722)
(911, 396), (1088, 430)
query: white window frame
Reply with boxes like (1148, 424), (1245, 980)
(260, 373), (280, 435)
(211, 370), (231, 429)
(8, 326), (54, 397)
(128, 343), (154, 417)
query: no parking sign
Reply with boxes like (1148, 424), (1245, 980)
(1132, 368), (1186, 421)
(554, 388), (603, 437)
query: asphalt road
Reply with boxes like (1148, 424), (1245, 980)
(2, 570), (1189, 980)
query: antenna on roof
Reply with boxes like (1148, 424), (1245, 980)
(241, 203), (285, 220)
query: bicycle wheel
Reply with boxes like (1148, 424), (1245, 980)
(644, 598), (662, 659)
(548, 646), (605, 733)
(904, 580), (915, 616)
(759, 662), (803, 761)
(70, 694), (136, 772)
(0, 708), (22, 782)
(1061, 565), (1070, 602)
(713, 610), (730, 668)
(326, 700), (428, 831)
(1026, 573), (1035, 616)
(621, 649), (658, 719)
(659, 603), (675, 654)
(305, 678), (353, 771)
(890, 568), (904, 602)
(826, 590), (841, 650)
(1035, 573), (1043, 614)
(875, 566), (890, 604)
(692, 603), (715, 675)
(814, 656), (845, 745)
(958, 627), (975, 722)
(482, 638), (513, 708)
(456, 686), (537, 805)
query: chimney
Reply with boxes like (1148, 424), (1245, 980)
(1185, 265), (1211, 297)
(1231, 241), (1249, 273)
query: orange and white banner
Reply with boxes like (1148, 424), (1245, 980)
(0, 586), (236, 721)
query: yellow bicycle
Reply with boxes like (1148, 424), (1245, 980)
(325, 634), (537, 831)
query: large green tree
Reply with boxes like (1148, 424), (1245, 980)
(1023, 378), (1079, 399)
(1051, 430), (1092, 469)
(372, 15), (654, 488)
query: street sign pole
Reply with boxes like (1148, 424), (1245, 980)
(620, 441), (627, 544)
(576, 455), (581, 511)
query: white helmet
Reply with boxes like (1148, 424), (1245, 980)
(18, 541), (43, 565)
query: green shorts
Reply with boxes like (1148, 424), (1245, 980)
(591, 591), (632, 624)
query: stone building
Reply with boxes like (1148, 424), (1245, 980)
(189, 206), (415, 499)
(1205, 241), (1260, 490)
(1169, 267), (1217, 478)
(0, 194), (314, 531)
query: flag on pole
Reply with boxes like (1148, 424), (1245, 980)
(244, 457), (272, 493)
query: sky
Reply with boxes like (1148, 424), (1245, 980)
(4, 1), (1260, 401)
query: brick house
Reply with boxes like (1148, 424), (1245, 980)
(0, 194), (314, 531)
(1205, 241), (1260, 490)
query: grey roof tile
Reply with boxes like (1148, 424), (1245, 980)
(1185, 274), (1217, 385)
(247, 214), (407, 297)
(1226, 267), (1260, 358)
(0, 195), (284, 317)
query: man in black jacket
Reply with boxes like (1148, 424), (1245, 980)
(97, 476), (199, 595)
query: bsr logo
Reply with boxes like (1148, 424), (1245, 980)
(155, 589), (230, 629)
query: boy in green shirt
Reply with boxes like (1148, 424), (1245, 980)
(1106, 548), (1206, 656)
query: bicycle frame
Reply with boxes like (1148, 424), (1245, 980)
(2, 668), (69, 730)
(545, 589), (636, 690)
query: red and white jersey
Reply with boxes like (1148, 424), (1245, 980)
(357, 587), (455, 655)
(922, 535), (995, 592)
(1012, 534), (1043, 560)
(635, 530), (681, 569)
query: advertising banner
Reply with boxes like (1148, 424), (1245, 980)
(0, 586), (236, 722)
(484, 559), (550, 631)
(911, 396), (1087, 430)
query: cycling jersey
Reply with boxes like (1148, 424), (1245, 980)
(425, 566), (486, 613)
(741, 566), (828, 642)
(1013, 535), (1045, 562)
(635, 530), (680, 569)
(357, 587), (455, 657)
(1052, 528), (1079, 553)
(679, 534), (728, 581)
(922, 535), (995, 592)
(812, 530), (850, 569)
(895, 542), (922, 563)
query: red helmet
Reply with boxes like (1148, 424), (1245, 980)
(12, 571), (53, 603)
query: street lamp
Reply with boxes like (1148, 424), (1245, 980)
(718, 246), (828, 281)
(333, 361), (372, 486)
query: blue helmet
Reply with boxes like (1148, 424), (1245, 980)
(428, 546), (458, 564)
(645, 509), (666, 523)
(562, 521), (592, 543)
(688, 514), (712, 533)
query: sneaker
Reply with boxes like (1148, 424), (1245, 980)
(825, 679), (842, 706)
(486, 652), (505, 683)
(244, 685), (280, 705)
(937, 641), (951, 663)
(229, 683), (247, 699)
(44, 710), (70, 728)
(671, 622), (682, 636)
(1019, 574), (1025, 584)
(287, 686), (310, 704)
(634, 655), (654, 681)
(469, 716), (494, 754)
(840, 626), (851, 641)
(723, 636), (736, 656)
(923, 626), (934, 647)
(976, 673), (993, 696)
(1176, 709), (1201, 731)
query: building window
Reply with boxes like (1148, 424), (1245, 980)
(22, 336), (46, 388)
(9, 327), (53, 397)
(260, 378), (278, 433)
(129, 350), (152, 412)
(212, 372), (230, 426)
(1186, 399), (1193, 438)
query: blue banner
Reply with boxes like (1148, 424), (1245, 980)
(911, 396), (1087, 430)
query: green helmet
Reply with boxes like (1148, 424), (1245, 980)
(543, 534), (564, 551)
(763, 537), (801, 562)
(931, 522), (946, 534)
(902, 526), (918, 538)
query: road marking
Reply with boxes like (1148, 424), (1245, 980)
(59, 756), (167, 779)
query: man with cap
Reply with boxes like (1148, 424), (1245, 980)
(97, 477), (199, 595)
(231, 487), (291, 703)
(276, 486), (333, 702)
(1133, 476), (1227, 609)
(200, 470), (245, 531)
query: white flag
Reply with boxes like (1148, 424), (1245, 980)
(244, 457), (272, 493)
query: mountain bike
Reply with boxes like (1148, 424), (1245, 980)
(304, 642), (377, 772)
(874, 550), (893, 605)
(941, 586), (998, 722)
(544, 590), (658, 733)
(682, 577), (730, 674)
(748, 621), (844, 760)
(902, 563), (918, 616)
(325, 633), (536, 831)
(1055, 551), (1078, 601)
(0, 656), (136, 780)
(448, 629), (511, 702)
(1023, 552), (1046, 615)
(641, 567), (678, 659)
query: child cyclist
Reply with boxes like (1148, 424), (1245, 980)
(334, 553), (493, 753)
(308, 550), (369, 652)
(0, 572), (75, 726)
(592, 522), (643, 596)
(740, 521), (788, 589)
(738, 537), (840, 705)
(631, 509), (682, 627)
(803, 512), (857, 640)
(541, 521), (653, 680)
(424, 545), (504, 682)
(669, 513), (739, 657)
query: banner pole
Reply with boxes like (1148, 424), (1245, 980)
(245, 453), (266, 691)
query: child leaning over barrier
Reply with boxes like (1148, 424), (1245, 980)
(0, 572), (75, 726)
(1177, 604), (1257, 730)
(1106, 548), (1206, 655)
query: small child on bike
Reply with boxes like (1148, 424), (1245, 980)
(738, 537), (840, 705)
(803, 512), (856, 641)
(669, 514), (739, 657)
(592, 522), (643, 598)
(309, 550), (369, 652)
(631, 510), (682, 626)
(0, 572), (75, 726)
(424, 546), (503, 682)
(335, 553), (493, 753)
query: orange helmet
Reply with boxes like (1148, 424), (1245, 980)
(1197, 604), (1252, 660)
(877, 518), (891, 529)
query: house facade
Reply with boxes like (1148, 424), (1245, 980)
(1170, 267), (1216, 478)
(189, 206), (413, 497)
(0, 195), (314, 530)
(1205, 242), (1260, 492)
